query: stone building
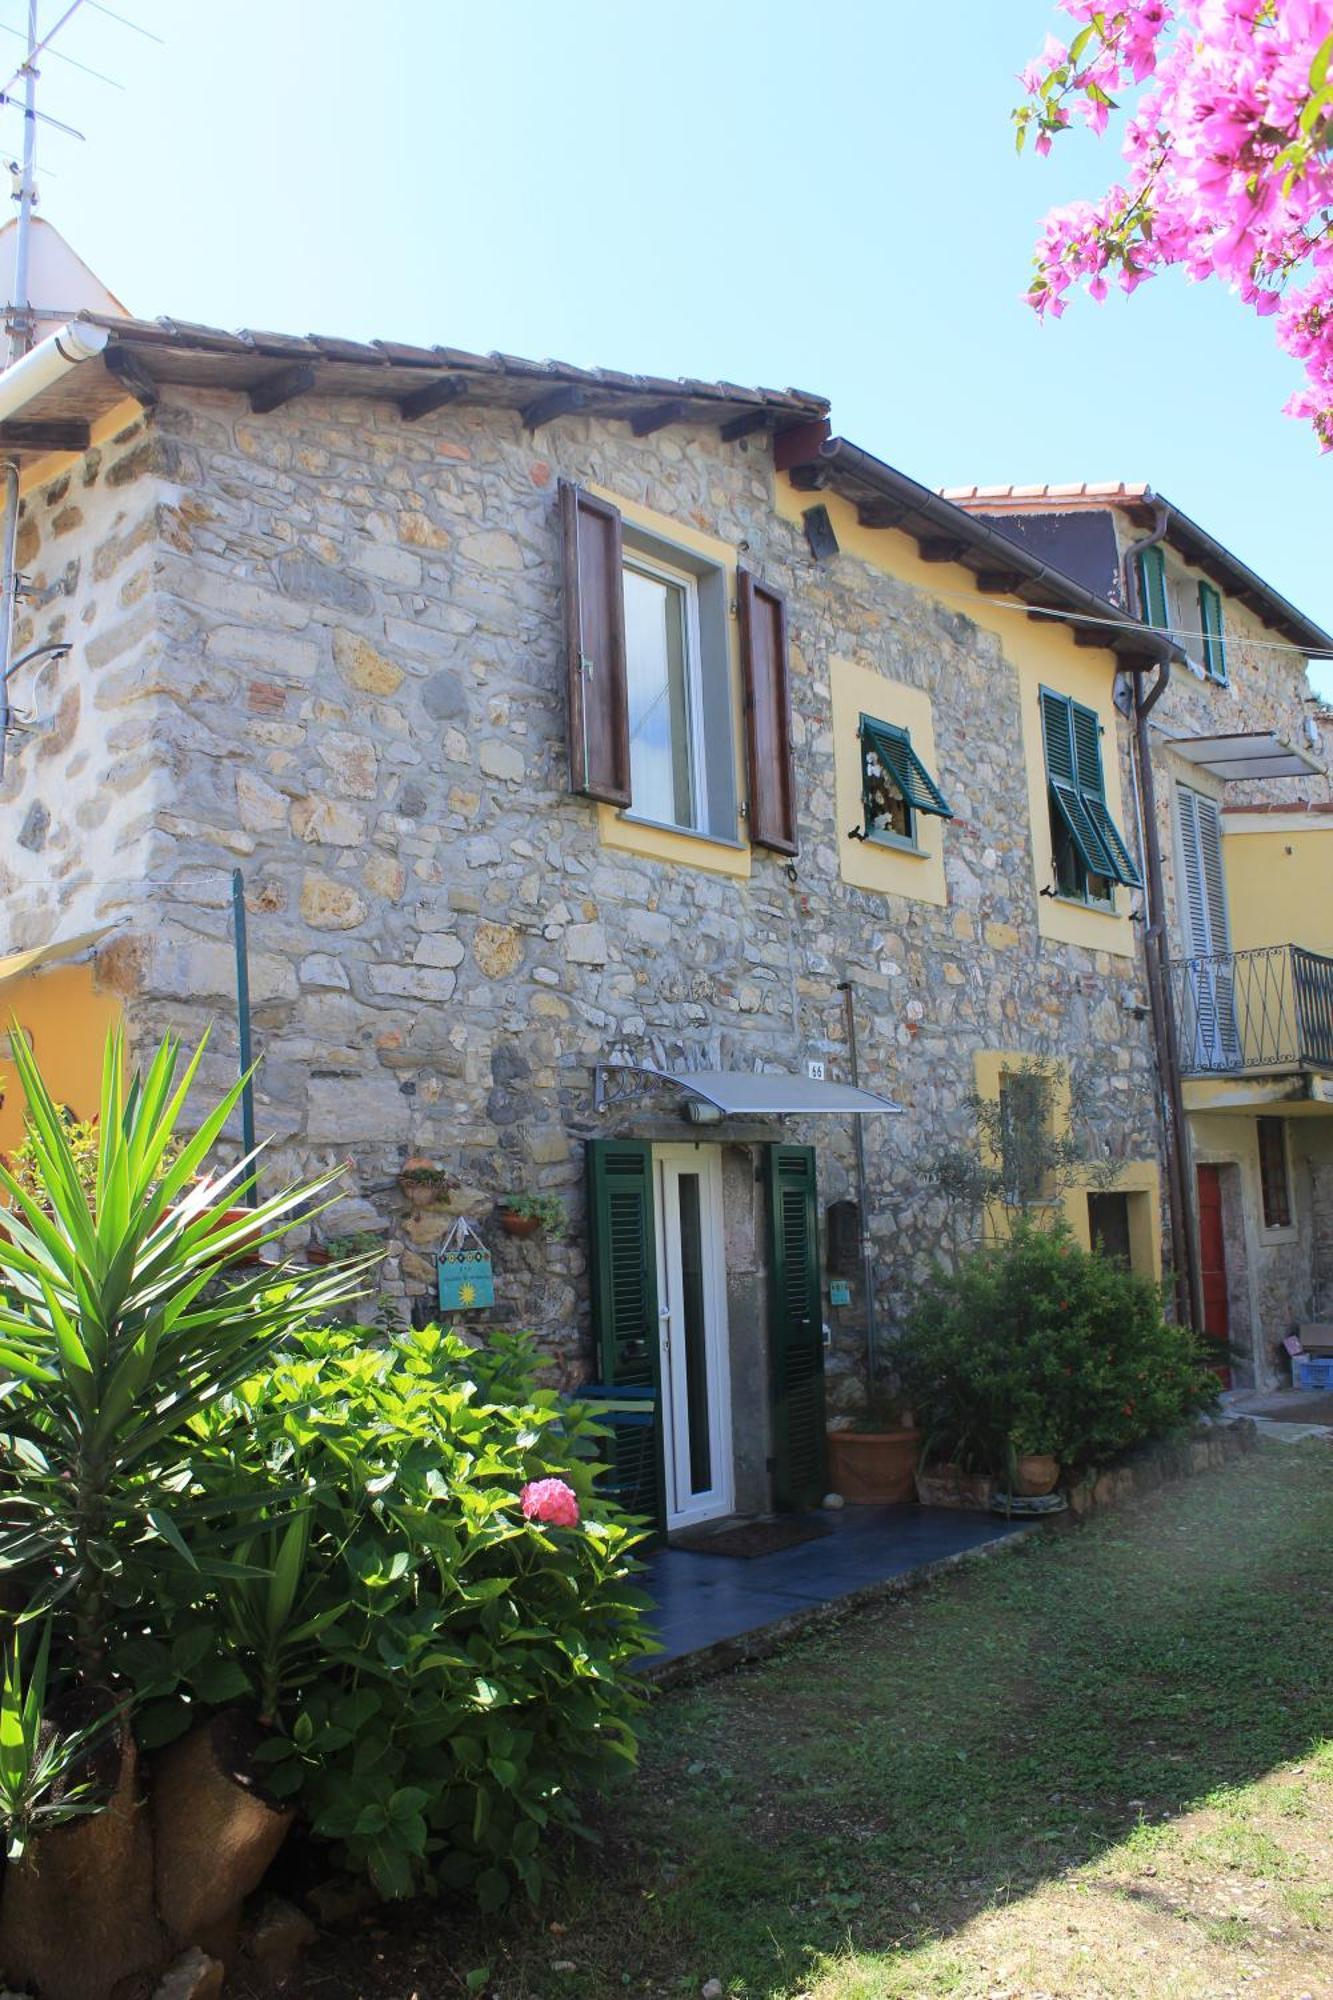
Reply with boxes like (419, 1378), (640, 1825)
(949, 483), (1333, 1389)
(0, 310), (1314, 1529)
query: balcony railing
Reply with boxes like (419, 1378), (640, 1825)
(1169, 944), (1333, 1075)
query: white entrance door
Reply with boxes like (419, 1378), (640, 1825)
(653, 1145), (733, 1530)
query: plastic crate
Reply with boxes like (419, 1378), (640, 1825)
(1294, 1355), (1333, 1390)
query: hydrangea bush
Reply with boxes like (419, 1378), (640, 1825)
(120, 1325), (651, 1908)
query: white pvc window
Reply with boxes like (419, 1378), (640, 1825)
(623, 550), (708, 834)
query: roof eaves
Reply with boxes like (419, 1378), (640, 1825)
(790, 437), (1181, 671)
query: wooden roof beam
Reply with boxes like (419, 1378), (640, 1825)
(629, 399), (688, 437)
(857, 499), (907, 530)
(0, 420), (91, 453)
(975, 569), (1027, 594)
(103, 345), (160, 409)
(398, 375), (467, 423)
(719, 408), (769, 443)
(917, 536), (970, 564)
(523, 385), (589, 431)
(786, 463), (831, 492)
(248, 362), (317, 415)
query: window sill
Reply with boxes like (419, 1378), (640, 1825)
(1049, 891), (1118, 917)
(864, 829), (925, 858)
(618, 811), (747, 853)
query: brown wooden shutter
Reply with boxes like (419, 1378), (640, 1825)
(737, 568), (798, 856)
(560, 480), (631, 806)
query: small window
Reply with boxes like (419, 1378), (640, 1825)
(1039, 688), (1141, 905)
(618, 529), (736, 841)
(1088, 1191), (1133, 1268)
(853, 715), (951, 851)
(1198, 580), (1228, 683)
(999, 1071), (1050, 1206)
(1257, 1117), (1292, 1230)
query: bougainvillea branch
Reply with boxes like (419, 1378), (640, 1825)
(1016, 4), (1333, 446)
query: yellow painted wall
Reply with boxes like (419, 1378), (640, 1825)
(971, 1050), (1161, 1275)
(0, 965), (121, 1161)
(775, 481), (1138, 959)
(589, 483), (752, 880)
(831, 656), (947, 906)
(1223, 818), (1333, 956)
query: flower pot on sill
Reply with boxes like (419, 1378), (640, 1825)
(826, 1428), (921, 1504)
(498, 1210), (542, 1240)
(1014, 1452), (1061, 1497)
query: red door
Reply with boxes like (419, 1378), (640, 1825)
(1196, 1165), (1232, 1386)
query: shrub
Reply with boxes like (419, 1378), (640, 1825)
(896, 1222), (1217, 1477)
(133, 1323), (651, 1908)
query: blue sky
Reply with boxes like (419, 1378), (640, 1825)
(12, 0), (1331, 696)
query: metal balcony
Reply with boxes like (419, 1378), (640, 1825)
(1169, 945), (1333, 1075)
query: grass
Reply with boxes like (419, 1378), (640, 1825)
(296, 1441), (1333, 1999)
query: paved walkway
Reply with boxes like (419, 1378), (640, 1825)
(1223, 1385), (1333, 1442)
(642, 1502), (1029, 1674)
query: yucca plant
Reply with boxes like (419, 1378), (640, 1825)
(0, 1026), (375, 1678)
(0, 1621), (109, 1860)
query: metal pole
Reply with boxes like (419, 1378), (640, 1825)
(838, 979), (879, 1388)
(231, 867), (258, 1208)
(9, 0), (38, 363)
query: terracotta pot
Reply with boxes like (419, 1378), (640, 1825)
(305, 1244), (332, 1266)
(214, 1205), (265, 1264)
(826, 1428), (920, 1504)
(1015, 1452), (1061, 1497)
(498, 1210), (541, 1239)
(914, 1463), (996, 1511)
(398, 1157), (451, 1210)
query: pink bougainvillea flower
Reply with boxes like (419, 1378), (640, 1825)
(520, 1477), (580, 1527)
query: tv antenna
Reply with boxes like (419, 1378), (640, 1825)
(0, 0), (160, 363)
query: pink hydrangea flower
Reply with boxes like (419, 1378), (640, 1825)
(520, 1477), (580, 1527)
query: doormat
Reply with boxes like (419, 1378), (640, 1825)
(670, 1517), (833, 1560)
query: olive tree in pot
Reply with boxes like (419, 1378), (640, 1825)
(0, 1027), (368, 2000)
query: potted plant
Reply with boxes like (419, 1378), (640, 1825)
(307, 1229), (384, 1267)
(1008, 1408), (1063, 1497)
(826, 1392), (921, 1504)
(496, 1193), (565, 1240)
(396, 1158), (458, 1211)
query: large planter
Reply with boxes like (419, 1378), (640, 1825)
(827, 1428), (921, 1504)
(914, 1462), (996, 1511)
(1014, 1452), (1061, 1497)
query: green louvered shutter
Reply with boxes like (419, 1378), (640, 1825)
(764, 1144), (827, 1510)
(1040, 687), (1112, 879)
(1137, 545), (1169, 629)
(586, 1140), (665, 1534)
(1072, 701), (1142, 888)
(1198, 580), (1228, 682)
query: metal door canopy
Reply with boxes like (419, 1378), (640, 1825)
(593, 1062), (902, 1115)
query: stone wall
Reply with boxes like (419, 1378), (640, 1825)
(0, 386), (1164, 1392)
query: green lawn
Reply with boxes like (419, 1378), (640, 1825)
(299, 1441), (1333, 1999)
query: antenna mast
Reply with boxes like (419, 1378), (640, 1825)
(9, 0), (40, 364)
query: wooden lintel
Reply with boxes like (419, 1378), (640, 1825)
(786, 464), (831, 492)
(248, 362), (317, 415)
(856, 499), (906, 530)
(975, 569), (1026, 594)
(0, 420), (91, 453)
(917, 537), (970, 564)
(103, 345), (160, 409)
(719, 408), (770, 443)
(629, 399), (688, 437)
(398, 375), (467, 423)
(522, 386), (589, 431)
